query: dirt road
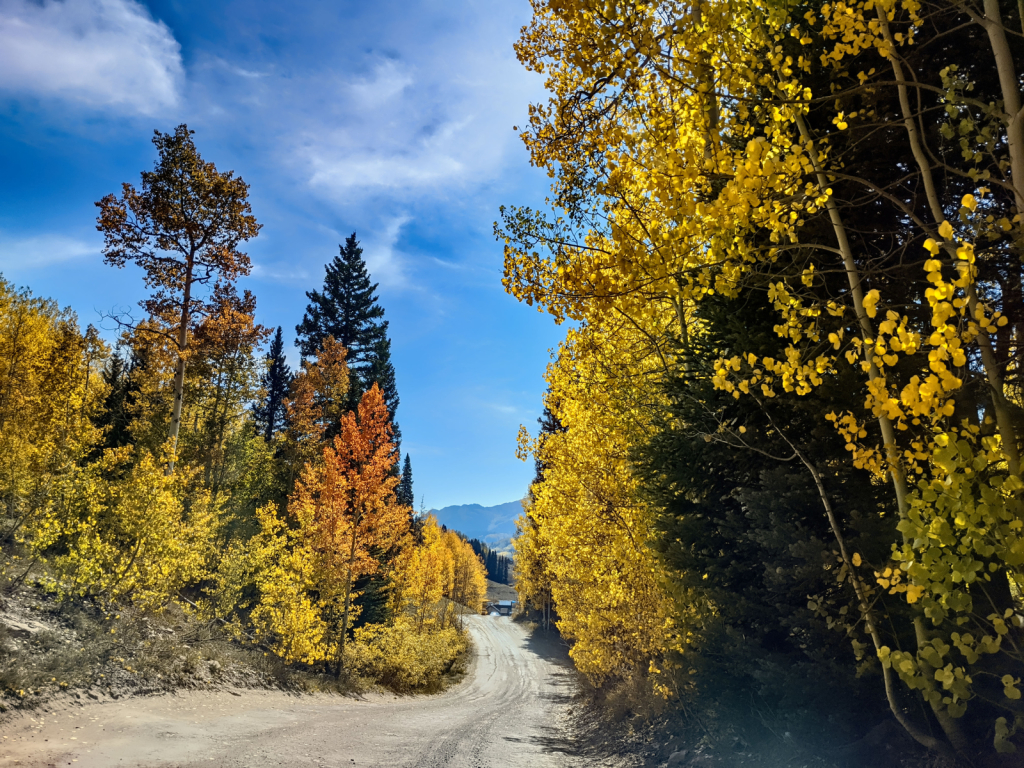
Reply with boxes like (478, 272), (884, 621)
(1, 616), (602, 768)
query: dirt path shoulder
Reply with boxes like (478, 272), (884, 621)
(1, 616), (628, 768)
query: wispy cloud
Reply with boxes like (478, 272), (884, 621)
(266, 7), (544, 203)
(346, 59), (413, 110)
(362, 215), (412, 289)
(489, 404), (518, 415)
(249, 261), (312, 283)
(0, 231), (97, 271)
(0, 0), (183, 115)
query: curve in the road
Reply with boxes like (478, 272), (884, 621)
(0, 615), (584, 768)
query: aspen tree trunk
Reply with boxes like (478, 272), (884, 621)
(765, 409), (952, 756)
(795, 113), (968, 753)
(876, 8), (1021, 477)
(977, 0), (1024, 214)
(337, 521), (360, 678)
(795, 115), (911, 511)
(167, 256), (195, 475)
(871, 22), (1020, 747)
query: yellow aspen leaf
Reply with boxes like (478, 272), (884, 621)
(862, 289), (880, 318)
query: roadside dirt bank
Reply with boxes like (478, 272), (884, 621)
(1, 616), (634, 768)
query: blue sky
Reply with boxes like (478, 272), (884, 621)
(0, 0), (564, 509)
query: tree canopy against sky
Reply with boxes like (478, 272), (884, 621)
(296, 234), (401, 441)
(0, 0), (562, 510)
(501, 0), (1024, 758)
(96, 124), (260, 471)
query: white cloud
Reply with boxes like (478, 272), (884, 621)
(0, 231), (96, 271)
(361, 215), (411, 289)
(278, 7), (545, 202)
(0, 0), (183, 115)
(249, 261), (311, 283)
(307, 146), (465, 192)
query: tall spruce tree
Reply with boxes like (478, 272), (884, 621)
(295, 234), (400, 431)
(253, 326), (292, 441)
(397, 453), (413, 507)
(298, 235), (405, 625)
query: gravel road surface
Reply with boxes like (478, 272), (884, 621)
(1, 616), (598, 768)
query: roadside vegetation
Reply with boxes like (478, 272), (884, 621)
(0, 126), (486, 713)
(503, 0), (1024, 764)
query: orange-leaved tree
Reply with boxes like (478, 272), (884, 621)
(289, 383), (409, 675)
(281, 335), (350, 490)
(186, 283), (269, 491)
(96, 125), (260, 472)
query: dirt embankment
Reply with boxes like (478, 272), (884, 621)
(485, 579), (517, 602)
(0, 584), (347, 717)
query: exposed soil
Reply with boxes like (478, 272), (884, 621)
(0, 582), (347, 716)
(484, 579), (517, 602)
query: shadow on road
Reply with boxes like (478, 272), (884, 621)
(503, 729), (582, 756)
(506, 624), (590, 757)
(521, 624), (574, 666)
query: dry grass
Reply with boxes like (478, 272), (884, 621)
(0, 579), (351, 716)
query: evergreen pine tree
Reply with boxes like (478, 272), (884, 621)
(367, 336), (400, 445)
(94, 352), (132, 452)
(295, 233), (398, 418)
(397, 454), (414, 507)
(486, 550), (496, 581)
(253, 326), (293, 441)
(94, 344), (151, 454)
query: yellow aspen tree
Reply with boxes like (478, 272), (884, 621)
(27, 448), (217, 609)
(392, 515), (454, 633)
(503, 0), (1024, 755)
(0, 280), (108, 581)
(442, 529), (487, 627)
(517, 323), (688, 694)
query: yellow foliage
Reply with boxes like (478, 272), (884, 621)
(345, 619), (466, 692)
(517, 323), (687, 688)
(0, 278), (108, 575)
(503, 0), (1024, 748)
(26, 447), (217, 610)
(390, 516), (487, 632)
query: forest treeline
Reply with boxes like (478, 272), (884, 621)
(467, 538), (513, 584)
(0, 125), (486, 691)
(502, 0), (1024, 761)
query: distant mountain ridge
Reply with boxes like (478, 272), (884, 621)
(428, 500), (522, 555)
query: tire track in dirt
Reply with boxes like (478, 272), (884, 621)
(1, 616), (592, 768)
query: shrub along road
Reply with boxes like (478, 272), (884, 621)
(0, 616), (612, 768)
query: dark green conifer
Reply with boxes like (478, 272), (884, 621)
(367, 336), (400, 443)
(296, 234), (397, 411)
(254, 326), (292, 441)
(94, 352), (132, 451)
(397, 454), (414, 507)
